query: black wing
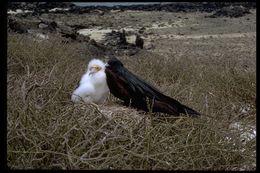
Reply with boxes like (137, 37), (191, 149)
(106, 60), (200, 116)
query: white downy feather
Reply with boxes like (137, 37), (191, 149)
(71, 59), (109, 104)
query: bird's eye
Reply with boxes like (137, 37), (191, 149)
(96, 66), (101, 71)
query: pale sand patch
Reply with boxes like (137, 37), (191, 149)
(78, 27), (136, 42)
(126, 35), (136, 44)
(49, 8), (70, 12)
(150, 20), (185, 29)
(77, 28), (113, 42)
(110, 9), (121, 13)
(8, 9), (33, 14)
(124, 10), (145, 13)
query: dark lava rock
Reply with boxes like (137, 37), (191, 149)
(49, 21), (58, 29)
(209, 5), (251, 18)
(102, 30), (139, 56)
(76, 34), (91, 43)
(88, 39), (107, 51)
(57, 25), (77, 40)
(8, 2), (35, 10)
(69, 6), (90, 14)
(104, 30), (128, 47)
(135, 35), (144, 49)
(119, 30), (127, 45)
(67, 24), (88, 30)
(8, 2), (75, 16)
(37, 2), (75, 9)
(8, 2), (256, 17)
(132, 2), (255, 13)
(8, 2), (75, 10)
(61, 32), (90, 44)
(57, 24), (91, 43)
(8, 17), (28, 33)
(138, 27), (146, 34)
(38, 19), (57, 32)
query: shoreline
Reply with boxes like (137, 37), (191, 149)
(8, 2), (256, 15)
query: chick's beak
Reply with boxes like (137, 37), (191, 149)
(89, 68), (94, 75)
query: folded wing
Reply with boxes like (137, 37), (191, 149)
(105, 60), (200, 116)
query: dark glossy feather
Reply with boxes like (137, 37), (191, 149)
(105, 58), (201, 116)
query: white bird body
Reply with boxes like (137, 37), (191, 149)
(71, 59), (109, 104)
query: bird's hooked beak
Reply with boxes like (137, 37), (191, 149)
(89, 65), (102, 75)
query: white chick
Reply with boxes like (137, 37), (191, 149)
(71, 58), (109, 104)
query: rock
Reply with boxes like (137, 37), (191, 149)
(101, 30), (140, 55)
(104, 30), (128, 47)
(89, 39), (106, 50)
(57, 24), (73, 34)
(38, 23), (48, 29)
(37, 2), (75, 10)
(68, 24), (88, 30)
(37, 19), (57, 32)
(119, 29), (127, 45)
(12, 12), (30, 18)
(125, 49), (139, 56)
(92, 9), (105, 16)
(209, 5), (251, 18)
(56, 24), (91, 43)
(61, 32), (77, 41)
(89, 39), (98, 45)
(26, 3), (36, 9)
(8, 2), (75, 15)
(8, 17), (28, 33)
(49, 21), (58, 29)
(76, 34), (90, 43)
(138, 27), (146, 34)
(135, 35), (144, 49)
(56, 24), (76, 41)
(69, 6), (90, 14)
(29, 31), (49, 41)
(8, 2), (36, 10)
(8, 2), (256, 16)
(146, 43), (154, 50)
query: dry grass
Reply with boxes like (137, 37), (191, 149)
(7, 33), (256, 170)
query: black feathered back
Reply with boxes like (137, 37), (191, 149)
(105, 58), (201, 116)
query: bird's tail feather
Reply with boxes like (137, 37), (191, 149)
(179, 104), (201, 116)
(164, 95), (201, 116)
